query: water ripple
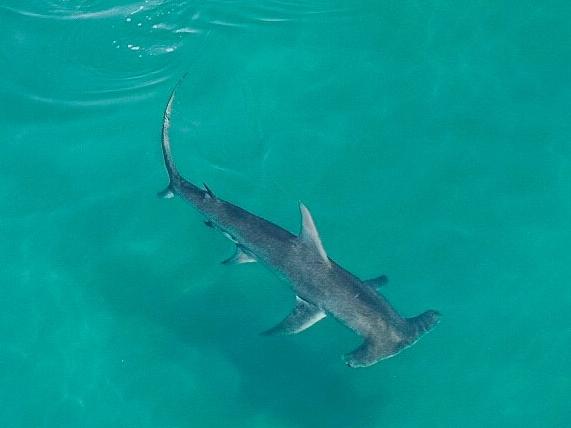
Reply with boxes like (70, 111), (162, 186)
(1, 0), (359, 109)
(0, 1), (163, 21)
(0, 1), (208, 108)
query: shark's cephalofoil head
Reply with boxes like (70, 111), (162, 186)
(342, 309), (441, 368)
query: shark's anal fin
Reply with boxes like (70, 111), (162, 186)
(222, 245), (256, 265)
(298, 203), (330, 265)
(204, 220), (214, 228)
(364, 275), (389, 290)
(261, 296), (326, 336)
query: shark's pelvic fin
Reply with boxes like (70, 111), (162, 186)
(261, 296), (326, 336)
(222, 245), (257, 265)
(203, 182), (215, 199)
(364, 275), (389, 289)
(157, 186), (175, 199)
(298, 203), (329, 264)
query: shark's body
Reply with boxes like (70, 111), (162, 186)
(159, 82), (440, 367)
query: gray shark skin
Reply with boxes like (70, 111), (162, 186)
(158, 81), (440, 368)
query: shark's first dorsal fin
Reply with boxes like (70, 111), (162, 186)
(299, 202), (329, 263)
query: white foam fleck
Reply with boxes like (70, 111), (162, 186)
(257, 17), (291, 22)
(209, 19), (245, 28)
(174, 27), (200, 34)
(129, 5), (144, 15)
(152, 23), (173, 30)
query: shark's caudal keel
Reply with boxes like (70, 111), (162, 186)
(158, 79), (440, 368)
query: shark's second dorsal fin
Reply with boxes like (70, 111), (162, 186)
(364, 275), (389, 290)
(298, 202), (329, 264)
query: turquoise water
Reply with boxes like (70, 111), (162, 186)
(1, 1), (570, 426)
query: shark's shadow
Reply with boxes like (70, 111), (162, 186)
(95, 252), (385, 428)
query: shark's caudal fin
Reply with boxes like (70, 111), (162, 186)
(158, 74), (188, 199)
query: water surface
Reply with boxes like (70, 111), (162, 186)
(1, 1), (570, 427)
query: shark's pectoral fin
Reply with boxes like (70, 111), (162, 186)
(261, 296), (326, 336)
(364, 275), (389, 290)
(222, 245), (257, 265)
(298, 203), (330, 265)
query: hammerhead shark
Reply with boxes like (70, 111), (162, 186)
(158, 82), (440, 368)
